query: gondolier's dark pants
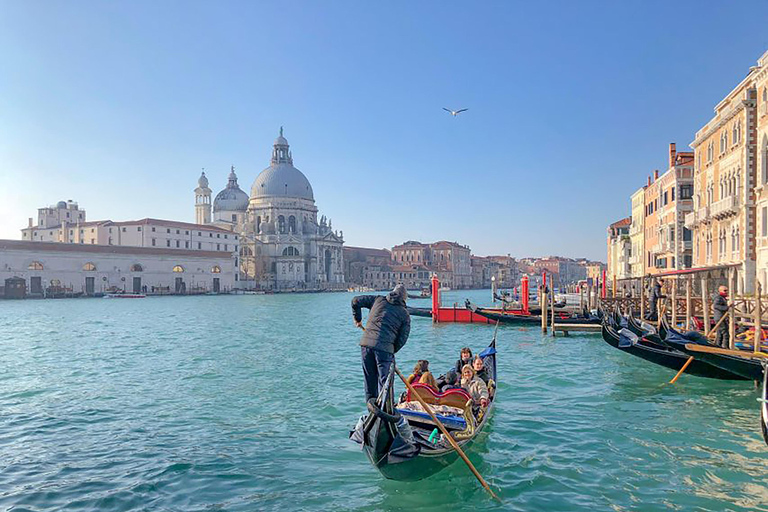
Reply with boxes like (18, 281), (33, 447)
(715, 317), (729, 348)
(361, 346), (394, 402)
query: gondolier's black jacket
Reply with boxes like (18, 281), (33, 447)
(352, 290), (411, 354)
(713, 293), (728, 322)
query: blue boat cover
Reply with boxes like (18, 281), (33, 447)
(396, 408), (467, 430)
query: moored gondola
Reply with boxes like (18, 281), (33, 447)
(467, 302), (601, 326)
(349, 332), (498, 481)
(406, 306), (432, 318)
(600, 316), (747, 380)
(761, 361), (768, 446)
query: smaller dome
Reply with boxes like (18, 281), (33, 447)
(198, 172), (209, 188)
(213, 166), (249, 212)
(56, 201), (67, 209)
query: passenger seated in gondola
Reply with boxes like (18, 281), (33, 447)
(437, 369), (462, 393)
(472, 356), (490, 384)
(406, 360), (438, 391)
(454, 347), (473, 374)
(460, 364), (489, 408)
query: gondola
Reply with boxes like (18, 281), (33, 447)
(468, 302), (601, 326)
(600, 315), (747, 380)
(761, 361), (768, 446)
(650, 317), (764, 382)
(349, 332), (498, 481)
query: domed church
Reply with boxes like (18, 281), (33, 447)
(195, 129), (344, 290)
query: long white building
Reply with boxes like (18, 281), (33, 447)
(1, 240), (236, 297)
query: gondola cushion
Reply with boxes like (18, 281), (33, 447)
(405, 383), (472, 410)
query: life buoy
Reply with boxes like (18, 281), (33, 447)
(367, 398), (401, 423)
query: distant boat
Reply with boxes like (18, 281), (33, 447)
(103, 293), (146, 299)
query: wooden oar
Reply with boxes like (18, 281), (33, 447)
(706, 304), (733, 340)
(394, 366), (500, 502)
(669, 357), (694, 384)
(669, 304), (733, 384)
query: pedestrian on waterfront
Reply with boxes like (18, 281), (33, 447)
(647, 278), (666, 321)
(352, 284), (411, 402)
(713, 284), (730, 348)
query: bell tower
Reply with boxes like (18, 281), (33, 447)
(195, 169), (212, 225)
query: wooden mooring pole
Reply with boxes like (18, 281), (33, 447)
(729, 268), (737, 350)
(671, 278), (678, 328)
(755, 281), (763, 355)
(702, 276), (710, 337)
(685, 278), (692, 331)
(541, 285), (548, 334)
(639, 277), (645, 320)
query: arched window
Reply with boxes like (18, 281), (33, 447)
(278, 215), (286, 234)
(28, 261), (43, 270)
(282, 246), (299, 256)
(173, 265), (184, 273)
(83, 262), (96, 271)
(289, 215), (296, 234)
(211, 265), (221, 273)
(130, 264), (143, 272)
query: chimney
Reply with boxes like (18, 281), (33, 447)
(28, 217), (33, 228)
(647, 176), (652, 187)
(654, 169), (659, 180)
(669, 143), (676, 168)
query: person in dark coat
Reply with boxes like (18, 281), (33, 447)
(647, 278), (666, 321)
(352, 284), (411, 402)
(713, 285), (730, 348)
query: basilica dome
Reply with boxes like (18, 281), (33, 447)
(251, 129), (314, 202)
(213, 167), (249, 212)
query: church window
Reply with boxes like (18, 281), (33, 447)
(166, 240), (171, 247)
(185, 241), (189, 249)
(173, 265), (184, 273)
(152, 238), (156, 246)
(83, 262), (96, 271)
(224, 235), (228, 239)
(122, 227), (126, 232)
(212, 265), (221, 273)
(185, 230), (189, 235)
(152, 227), (156, 232)
(289, 216), (296, 234)
(271, 262), (276, 273)
(176, 240), (180, 248)
(167, 229), (170, 233)
(217, 244), (221, 250)
(225, 245), (228, 251)
(130, 264), (143, 272)
(278, 216), (286, 234)
(232, 214), (237, 222)
(28, 261), (44, 270)
(176, 230), (180, 234)
(197, 242), (201, 249)
(209, 233), (213, 237)
(217, 233), (221, 238)
(198, 232), (201, 236)
(138, 227), (142, 231)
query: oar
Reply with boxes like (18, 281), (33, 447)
(706, 304), (733, 340)
(669, 357), (694, 384)
(670, 305), (733, 384)
(394, 366), (500, 502)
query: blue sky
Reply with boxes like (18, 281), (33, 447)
(1, 1), (767, 261)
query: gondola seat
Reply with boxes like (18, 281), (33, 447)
(405, 383), (472, 410)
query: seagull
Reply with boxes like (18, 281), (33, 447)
(443, 107), (468, 117)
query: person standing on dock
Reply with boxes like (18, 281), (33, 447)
(647, 278), (666, 321)
(713, 285), (729, 348)
(352, 284), (411, 402)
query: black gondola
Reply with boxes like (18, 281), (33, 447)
(349, 333), (498, 481)
(761, 361), (768, 446)
(600, 316), (747, 380)
(467, 302), (600, 326)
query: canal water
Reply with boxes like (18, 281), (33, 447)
(0, 290), (766, 511)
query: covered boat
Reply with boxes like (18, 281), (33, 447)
(601, 315), (746, 380)
(349, 334), (498, 481)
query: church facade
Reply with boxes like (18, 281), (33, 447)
(196, 130), (345, 290)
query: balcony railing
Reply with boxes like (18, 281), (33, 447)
(685, 206), (711, 227)
(684, 211), (696, 228)
(680, 240), (692, 251)
(710, 195), (739, 220)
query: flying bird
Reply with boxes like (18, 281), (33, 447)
(443, 107), (468, 117)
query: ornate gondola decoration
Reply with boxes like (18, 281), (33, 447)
(349, 330), (498, 481)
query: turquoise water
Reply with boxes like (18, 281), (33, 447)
(0, 289), (766, 511)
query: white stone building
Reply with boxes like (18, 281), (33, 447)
(198, 129), (344, 290)
(0, 240), (236, 296)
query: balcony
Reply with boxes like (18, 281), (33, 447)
(680, 240), (692, 251)
(685, 206), (711, 227)
(710, 195), (739, 220)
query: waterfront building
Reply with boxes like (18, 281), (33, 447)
(391, 240), (472, 289)
(606, 217), (631, 282)
(754, 51), (768, 290)
(470, 255), (518, 289)
(629, 187), (646, 277)
(196, 130), (345, 290)
(644, 143), (695, 275)
(0, 239), (235, 296)
(21, 201), (237, 253)
(343, 246), (392, 288)
(686, 63), (758, 292)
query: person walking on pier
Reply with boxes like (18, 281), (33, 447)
(647, 278), (666, 321)
(352, 284), (411, 402)
(713, 285), (730, 348)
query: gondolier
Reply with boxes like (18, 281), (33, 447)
(352, 284), (411, 401)
(713, 285), (730, 348)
